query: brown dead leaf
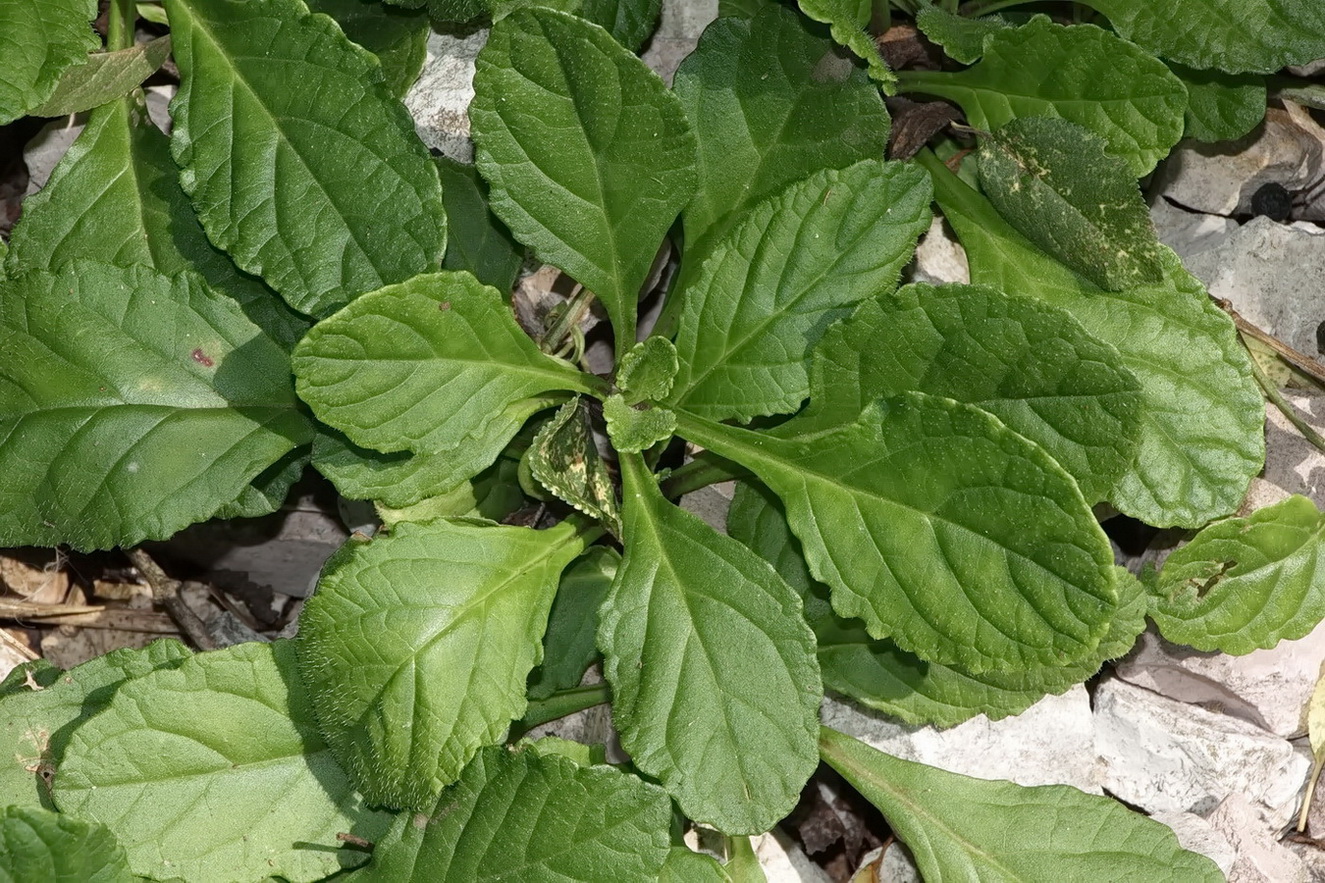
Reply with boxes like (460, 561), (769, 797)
(0, 554), (69, 605)
(887, 96), (963, 160)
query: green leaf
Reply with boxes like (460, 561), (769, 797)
(529, 546), (618, 700)
(603, 395), (677, 453)
(578, 0), (663, 54)
(294, 271), (597, 457)
(914, 4), (1011, 64)
(376, 457), (525, 527)
(793, 0), (895, 89)
(0, 640), (190, 812)
(1170, 63), (1267, 143)
(436, 156), (523, 294)
(675, 394), (1118, 672)
(977, 116), (1165, 292)
(669, 159), (932, 423)
(806, 282), (1142, 503)
(305, 0), (429, 98)
(212, 445), (309, 519)
(673, 4), (891, 252)
(0, 0), (98, 124)
(1081, 0), (1325, 74)
(925, 152), (1265, 528)
(617, 337), (679, 403)
(355, 746), (672, 881)
(819, 727), (1224, 881)
(728, 482), (1148, 726)
(520, 734), (608, 766)
(297, 519), (588, 809)
(897, 16), (1186, 176)
(528, 397), (621, 534)
(5, 95), (308, 349)
(27, 36), (171, 117)
(0, 261), (313, 551)
(599, 453), (821, 834)
(1147, 495), (1325, 654)
(54, 641), (393, 883)
(166, 0), (445, 317)
(0, 806), (133, 883)
(660, 847), (730, 883)
(471, 7), (696, 353)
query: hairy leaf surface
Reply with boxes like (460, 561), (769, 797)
(55, 641), (392, 883)
(5, 95), (307, 348)
(357, 746), (671, 881)
(27, 36), (171, 117)
(670, 160), (932, 423)
(0, 0), (97, 124)
(898, 16), (1186, 176)
(294, 271), (597, 456)
(0, 262), (312, 551)
(603, 396), (677, 454)
(599, 454), (822, 834)
(914, 5), (1011, 63)
(0, 640), (190, 812)
(166, 0), (445, 316)
(673, 4), (892, 252)
(793, 0), (893, 88)
(1082, 0), (1325, 74)
(677, 395), (1118, 672)
(0, 806), (132, 883)
(305, 0), (429, 97)
(578, 0), (664, 53)
(297, 519), (588, 809)
(471, 7), (695, 351)
(820, 727), (1224, 881)
(729, 479), (1147, 726)
(926, 153), (1264, 527)
(977, 116), (1165, 291)
(1148, 495), (1325, 654)
(807, 282), (1142, 503)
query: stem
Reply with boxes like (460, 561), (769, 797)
(107, 0), (136, 52)
(513, 684), (611, 734)
(126, 548), (219, 651)
(658, 453), (748, 499)
(1241, 334), (1325, 456)
(1301, 754), (1325, 832)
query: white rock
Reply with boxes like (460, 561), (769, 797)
(1208, 792), (1310, 883)
(404, 28), (487, 162)
(906, 215), (970, 286)
(1093, 678), (1311, 829)
(1149, 810), (1238, 877)
(1114, 625), (1325, 738)
(1150, 195), (1237, 258)
(1178, 216), (1325, 361)
(641, 0), (718, 84)
(752, 828), (833, 883)
(1284, 840), (1325, 883)
(22, 117), (84, 196)
(679, 480), (735, 533)
(822, 686), (1102, 793)
(851, 843), (921, 882)
(1154, 102), (1325, 218)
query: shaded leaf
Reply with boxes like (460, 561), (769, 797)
(925, 151), (1264, 528)
(819, 727), (1224, 881)
(672, 4), (891, 253)
(0, 640), (190, 812)
(297, 519), (588, 808)
(660, 847), (730, 882)
(166, 0), (445, 316)
(356, 746), (671, 881)
(471, 7), (696, 352)
(0, 0), (98, 124)
(0, 806), (132, 883)
(669, 159), (932, 423)
(599, 453), (822, 834)
(305, 0), (429, 97)
(793, 0), (894, 88)
(1170, 63), (1267, 143)
(675, 394), (1118, 672)
(294, 271), (597, 457)
(807, 282), (1142, 503)
(898, 16), (1186, 176)
(436, 156), (523, 294)
(5, 94), (308, 349)
(977, 116), (1165, 291)
(54, 641), (393, 883)
(578, 0), (664, 54)
(1148, 495), (1325, 654)
(528, 546), (618, 700)
(1082, 0), (1325, 74)
(914, 4), (1011, 64)
(28, 36), (171, 117)
(528, 397), (620, 534)
(0, 261), (313, 551)
(375, 457), (525, 527)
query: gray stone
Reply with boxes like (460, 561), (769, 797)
(641, 0), (718, 84)
(1093, 678), (1311, 829)
(851, 843), (921, 883)
(405, 28), (487, 162)
(1261, 390), (1325, 512)
(1114, 625), (1325, 738)
(1208, 792), (1310, 883)
(906, 215), (970, 286)
(1149, 810), (1238, 878)
(1150, 195), (1237, 257)
(751, 828), (833, 883)
(822, 686), (1102, 793)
